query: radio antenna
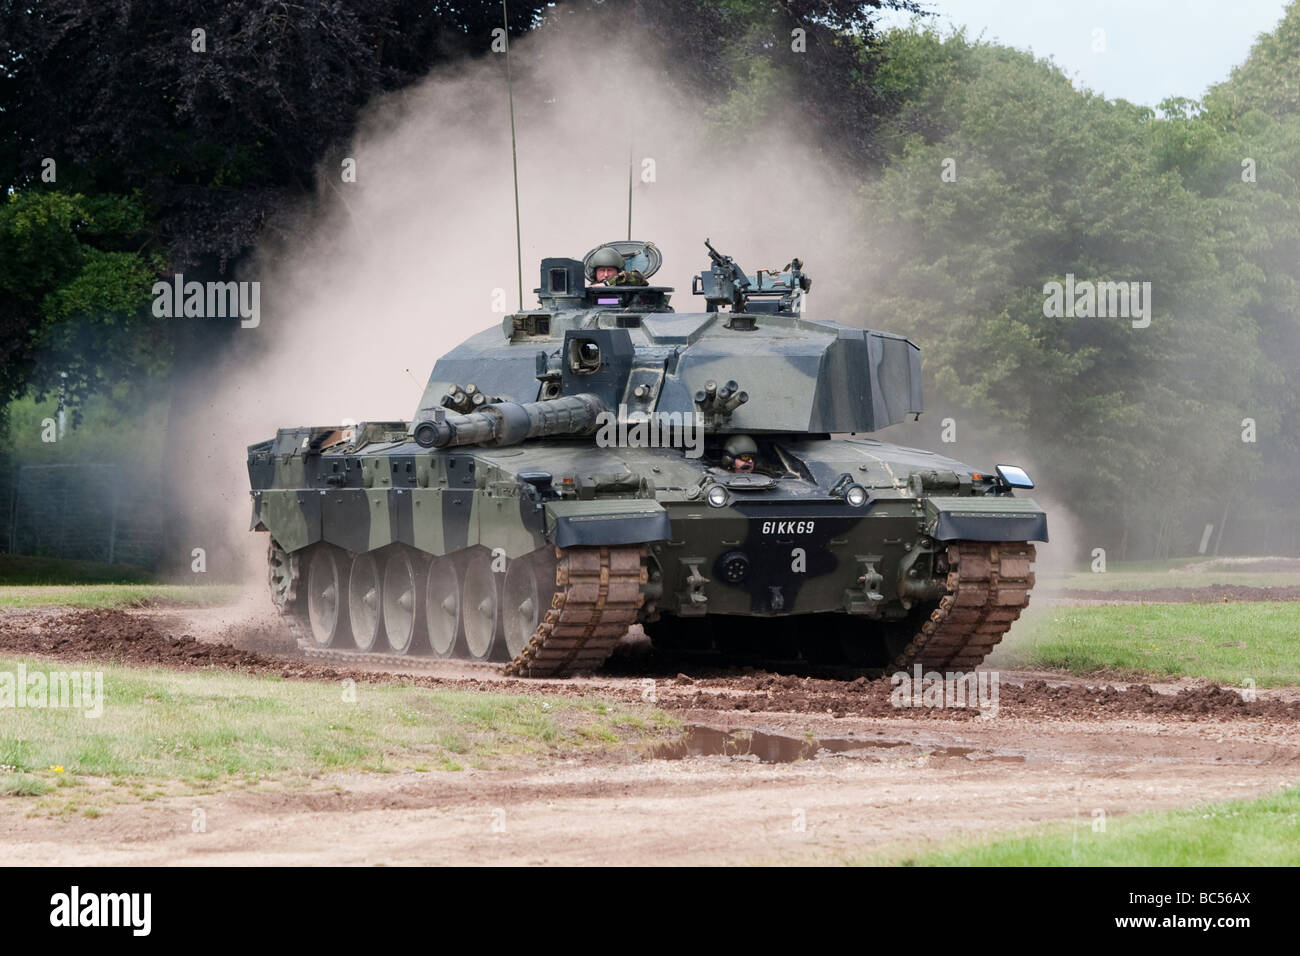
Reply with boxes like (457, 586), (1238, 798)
(503, 1), (523, 309)
(626, 138), (634, 241)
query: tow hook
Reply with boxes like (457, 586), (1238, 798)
(686, 563), (709, 605)
(768, 586), (785, 611)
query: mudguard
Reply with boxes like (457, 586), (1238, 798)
(254, 489), (322, 552)
(545, 499), (672, 548)
(925, 495), (1049, 543)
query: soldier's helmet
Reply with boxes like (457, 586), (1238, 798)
(724, 435), (758, 458)
(589, 247), (624, 271)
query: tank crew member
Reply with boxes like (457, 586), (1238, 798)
(606, 268), (649, 286)
(589, 246), (650, 286)
(589, 246), (625, 284)
(724, 434), (758, 473)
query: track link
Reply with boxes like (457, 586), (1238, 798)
(893, 541), (1036, 671)
(504, 545), (648, 677)
(298, 645), (500, 673)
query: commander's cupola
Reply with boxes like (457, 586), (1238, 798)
(535, 240), (674, 313)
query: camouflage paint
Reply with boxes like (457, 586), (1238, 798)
(248, 242), (1046, 634)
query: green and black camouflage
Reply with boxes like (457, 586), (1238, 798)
(249, 239), (1046, 674)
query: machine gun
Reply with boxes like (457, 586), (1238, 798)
(694, 239), (811, 316)
(697, 238), (752, 312)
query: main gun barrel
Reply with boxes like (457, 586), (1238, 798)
(411, 393), (607, 449)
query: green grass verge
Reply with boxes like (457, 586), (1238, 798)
(992, 602), (1300, 686)
(887, 787), (1300, 866)
(0, 583), (239, 609)
(0, 555), (239, 607)
(0, 654), (676, 809)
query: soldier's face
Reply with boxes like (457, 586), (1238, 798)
(594, 266), (619, 281)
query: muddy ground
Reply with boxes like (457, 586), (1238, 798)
(2, 602), (1298, 865)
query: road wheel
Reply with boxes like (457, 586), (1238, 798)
(425, 555), (462, 658)
(462, 550), (503, 661)
(306, 544), (351, 648)
(348, 553), (385, 652)
(503, 550), (554, 659)
(382, 549), (426, 655)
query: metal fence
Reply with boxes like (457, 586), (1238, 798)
(2, 463), (163, 568)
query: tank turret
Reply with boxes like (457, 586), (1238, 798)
(415, 238), (923, 437)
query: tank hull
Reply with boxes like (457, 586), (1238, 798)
(249, 433), (1045, 674)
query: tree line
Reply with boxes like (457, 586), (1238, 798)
(2, 0), (1296, 561)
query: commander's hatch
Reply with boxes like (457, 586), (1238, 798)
(580, 240), (673, 312)
(582, 240), (663, 281)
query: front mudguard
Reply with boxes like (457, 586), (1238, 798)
(924, 495), (1048, 543)
(544, 499), (672, 549)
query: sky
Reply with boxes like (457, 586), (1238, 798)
(873, 0), (1290, 107)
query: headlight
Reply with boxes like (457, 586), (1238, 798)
(706, 484), (730, 508)
(844, 484), (869, 507)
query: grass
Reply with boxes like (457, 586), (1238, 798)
(1, 774), (53, 797)
(883, 786), (1300, 866)
(0, 555), (239, 608)
(992, 602), (1300, 686)
(0, 583), (239, 609)
(0, 654), (676, 811)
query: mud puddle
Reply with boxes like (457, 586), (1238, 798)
(650, 725), (1026, 764)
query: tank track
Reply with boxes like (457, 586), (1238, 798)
(266, 540), (1026, 677)
(504, 545), (648, 677)
(272, 542), (647, 678)
(297, 646), (500, 673)
(892, 541), (1036, 671)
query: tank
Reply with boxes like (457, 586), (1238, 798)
(248, 239), (1047, 676)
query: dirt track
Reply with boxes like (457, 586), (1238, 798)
(3, 605), (1298, 719)
(2, 603), (1299, 865)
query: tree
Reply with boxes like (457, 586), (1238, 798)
(0, 0), (549, 570)
(856, 27), (1269, 556)
(557, 0), (923, 168)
